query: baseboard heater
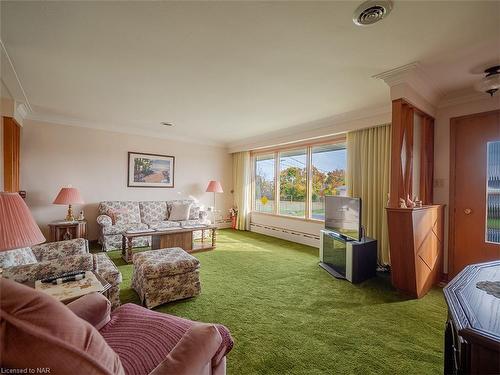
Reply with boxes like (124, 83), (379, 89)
(250, 223), (320, 241)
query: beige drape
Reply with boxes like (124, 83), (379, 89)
(346, 124), (391, 265)
(232, 151), (251, 230)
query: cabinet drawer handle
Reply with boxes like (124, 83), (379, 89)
(464, 208), (472, 215)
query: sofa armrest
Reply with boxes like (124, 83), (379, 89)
(67, 292), (111, 330)
(97, 214), (113, 227)
(31, 238), (89, 261)
(149, 324), (222, 375)
(2, 253), (94, 283)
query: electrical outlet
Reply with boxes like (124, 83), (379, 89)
(434, 178), (445, 188)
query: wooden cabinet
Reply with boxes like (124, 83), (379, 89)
(387, 205), (444, 298)
(444, 261), (500, 375)
(49, 221), (87, 242)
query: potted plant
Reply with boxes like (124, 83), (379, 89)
(229, 207), (238, 229)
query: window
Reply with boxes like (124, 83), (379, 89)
(255, 154), (275, 213)
(279, 149), (307, 217)
(252, 139), (347, 221)
(311, 144), (347, 220)
(487, 141), (499, 244)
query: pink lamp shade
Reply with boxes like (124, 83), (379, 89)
(0, 192), (46, 252)
(206, 180), (223, 193)
(53, 187), (84, 205)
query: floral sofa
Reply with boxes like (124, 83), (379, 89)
(97, 200), (209, 251)
(1, 238), (122, 309)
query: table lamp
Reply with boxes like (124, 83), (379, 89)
(206, 180), (223, 221)
(53, 186), (84, 222)
(0, 192), (45, 253)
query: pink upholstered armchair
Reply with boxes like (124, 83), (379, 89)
(1, 278), (233, 375)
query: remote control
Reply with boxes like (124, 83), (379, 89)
(41, 270), (86, 284)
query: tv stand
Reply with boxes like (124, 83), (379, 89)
(319, 230), (377, 283)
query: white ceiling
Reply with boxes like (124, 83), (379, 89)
(1, 1), (499, 146)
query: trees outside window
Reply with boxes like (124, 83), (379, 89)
(252, 141), (346, 221)
(279, 149), (307, 217)
(255, 154), (275, 213)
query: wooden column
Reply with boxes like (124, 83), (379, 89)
(387, 99), (439, 298)
(419, 116), (435, 205)
(388, 99), (414, 207)
(3, 117), (21, 192)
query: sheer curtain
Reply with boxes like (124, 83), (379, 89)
(232, 151), (251, 230)
(347, 124), (391, 265)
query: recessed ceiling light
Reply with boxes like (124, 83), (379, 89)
(353, 0), (393, 26)
(160, 122), (174, 127)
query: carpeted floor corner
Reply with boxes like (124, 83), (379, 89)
(105, 229), (447, 375)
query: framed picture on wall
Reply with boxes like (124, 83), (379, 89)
(127, 152), (175, 188)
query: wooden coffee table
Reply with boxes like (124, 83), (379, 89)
(121, 225), (217, 263)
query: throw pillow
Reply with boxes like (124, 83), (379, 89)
(109, 208), (132, 225)
(189, 206), (201, 220)
(169, 202), (192, 221)
(0, 278), (125, 375)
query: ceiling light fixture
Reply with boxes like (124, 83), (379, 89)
(474, 65), (500, 97)
(160, 122), (174, 127)
(353, 0), (393, 26)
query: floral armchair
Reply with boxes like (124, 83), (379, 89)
(1, 239), (122, 309)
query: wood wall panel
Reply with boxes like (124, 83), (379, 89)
(3, 117), (20, 192)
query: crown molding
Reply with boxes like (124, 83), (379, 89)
(0, 39), (33, 113)
(373, 62), (443, 108)
(437, 88), (494, 109)
(227, 103), (391, 153)
(13, 102), (29, 126)
(26, 111), (227, 148)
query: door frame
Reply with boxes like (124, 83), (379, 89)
(449, 109), (500, 277)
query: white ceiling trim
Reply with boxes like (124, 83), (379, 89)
(26, 111), (227, 148)
(228, 104), (392, 154)
(437, 88), (495, 109)
(373, 62), (444, 108)
(0, 39), (32, 113)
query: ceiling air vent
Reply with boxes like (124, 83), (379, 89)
(353, 0), (393, 26)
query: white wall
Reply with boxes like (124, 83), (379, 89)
(21, 120), (233, 240)
(434, 96), (500, 273)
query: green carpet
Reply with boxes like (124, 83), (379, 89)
(106, 229), (446, 375)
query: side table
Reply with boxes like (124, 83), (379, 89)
(49, 220), (87, 242)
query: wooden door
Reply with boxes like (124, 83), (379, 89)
(450, 110), (500, 277)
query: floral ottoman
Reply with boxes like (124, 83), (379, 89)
(131, 247), (201, 309)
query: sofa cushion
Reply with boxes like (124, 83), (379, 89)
(133, 248), (200, 278)
(148, 220), (181, 230)
(95, 253), (123, 286)
(0, 278), (124, 375)
(178, 220), (204, 227)
(0, 247), (37, 268)
(102, 223), (149, 235)
(169, 202), (192, 221)
(99, 303), (233, 375)
(139, 201), (168, 224)
(99, 201), (141, 224)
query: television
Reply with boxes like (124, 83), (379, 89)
(324, 196), (362, 241)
